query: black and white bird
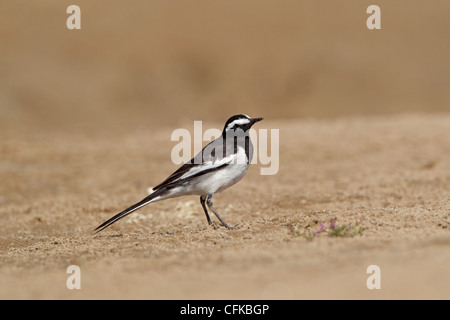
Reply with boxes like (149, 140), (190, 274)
(94, 114), (263, 233)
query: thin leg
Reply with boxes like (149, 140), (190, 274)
(200, 195), (212, 225)
(206, 194), (236, 230)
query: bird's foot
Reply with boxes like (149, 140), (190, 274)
(222, 223), (238, 230)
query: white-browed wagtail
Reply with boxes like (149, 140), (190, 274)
(94, 114), (263, 233)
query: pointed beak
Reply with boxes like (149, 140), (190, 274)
(251, 117), (264, 123)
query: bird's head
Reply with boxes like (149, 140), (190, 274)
(222, 114), (263, 134)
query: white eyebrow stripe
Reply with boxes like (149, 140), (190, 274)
(227, 118), (251, 128)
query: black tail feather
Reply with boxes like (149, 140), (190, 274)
(94, 188), (165, 233)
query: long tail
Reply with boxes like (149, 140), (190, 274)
(94, 187), (166, 234)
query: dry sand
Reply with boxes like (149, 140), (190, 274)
(1, 0), (450, 300)
(0, 113), (449, 299)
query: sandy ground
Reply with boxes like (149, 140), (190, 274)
(0, 113), (449, 299)
(1, 1), (450, 300)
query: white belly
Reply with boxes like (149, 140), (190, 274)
(196, 163), (249, 194)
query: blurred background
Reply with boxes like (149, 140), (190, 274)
(0, 0), (449, 135)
